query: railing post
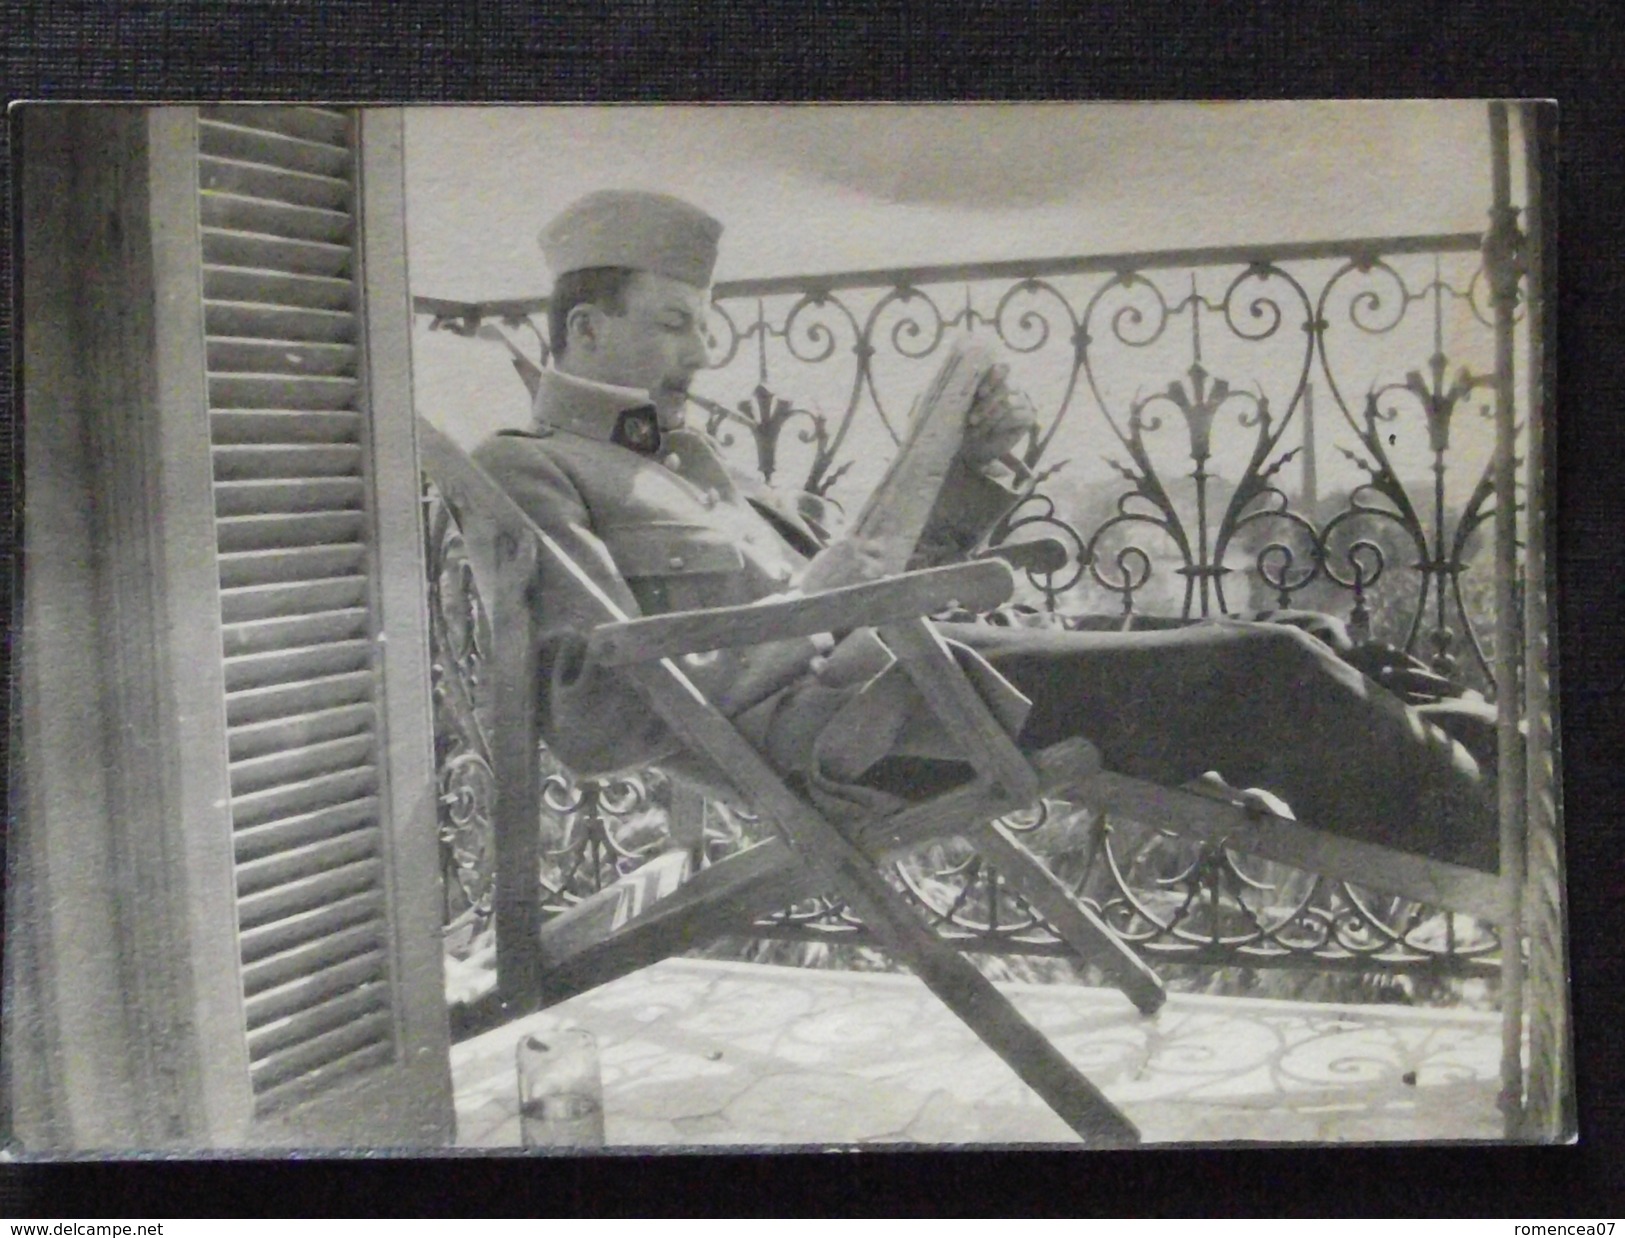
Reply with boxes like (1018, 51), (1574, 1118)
(1486, 100), (1529, 1137)
(1516, 101), (1571, 1141)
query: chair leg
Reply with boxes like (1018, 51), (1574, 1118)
(541, 747), (1101, 997)
(804, 806), (1142, 1146)
(489, 574), (543, 1017)
(968, 818), (1166, 1015)
(666, 773), (709, 868)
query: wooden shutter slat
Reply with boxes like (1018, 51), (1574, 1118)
(235, 825), (380, 890)
(220, 576), (369, 624)
(251, 1035), (395, 1113)
(246, 982), (393, 1061)
(203, 229), (352, 278)
(222, 606), (371, 655)
(229, 735), (375, 800)
(204, 265), (354, 311)
(228, 732), (376, 794)
(243, 949), (390, 1029)
(240, 898), (384, 976)
(250, 1011), (394, 1093)
(217, 512), (366, 554)
(205, 302), (357, 346)
(215, 479), (366, 518)
(229, 707), (376, 767)
(199, 105), (352, 147)
(224, 670), (374, 726)
(213, 444), (363, 479)
(198, 119), (352, 179)
(236, 827), (379, 898)
(233, 797), (379, 863)
(252, 1043), (397, 1117)
(238, 845), (380, 920)
(224, 633), (373, 670)
(237, 857), (385, 931)
(198, 155), (350, 212)
(224, 641), (373, 693)
(201, 192), (352, 245)
(217, 547), (366, 588)
(211, 409), (362, 445)
(229, 704), (375, 762)
(228, 765), (379, 829)
(206, 339), (359, 378)
(209, 373), (358, 412)
(218, 545), (367, 589)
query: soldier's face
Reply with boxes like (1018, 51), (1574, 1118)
(583, 271), (711, 427)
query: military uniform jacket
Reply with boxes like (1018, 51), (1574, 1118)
(474, 367), (1025, 781)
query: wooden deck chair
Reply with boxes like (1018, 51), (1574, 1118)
(420, 419), (1506, 1144)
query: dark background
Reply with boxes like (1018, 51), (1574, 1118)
(2, 0), (1621, 1217)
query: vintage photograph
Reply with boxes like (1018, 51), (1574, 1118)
(6, 101), (1566, 1152)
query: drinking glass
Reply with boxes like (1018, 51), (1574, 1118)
(516, 1026), (605, 1149)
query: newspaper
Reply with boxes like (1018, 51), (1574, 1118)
(848, 336), (1001, 575)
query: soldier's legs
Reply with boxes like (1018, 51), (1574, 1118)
(947, 620), (1498, 872)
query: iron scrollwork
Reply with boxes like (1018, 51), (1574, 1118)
(536, 754), (670, 913)
(424, 482), (498, 966)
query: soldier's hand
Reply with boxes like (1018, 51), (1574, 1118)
(797, 536), (888, 594)
(961, 363), (1037, 470)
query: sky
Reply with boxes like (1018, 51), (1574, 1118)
(404, 102), (1497, 300)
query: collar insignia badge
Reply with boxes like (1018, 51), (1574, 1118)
(612, 405), (662, 456)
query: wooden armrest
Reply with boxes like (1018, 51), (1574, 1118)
(586, 558), (1015, 668)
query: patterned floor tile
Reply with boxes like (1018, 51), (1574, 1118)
(449, 957), (1502, 1148)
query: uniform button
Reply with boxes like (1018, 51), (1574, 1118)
(663, 453), (683, 471)
(669, 554), (686, 570)
(701, 488), (718, 509)
(774, 565), (794, 583)
(743, 531), (757, 545)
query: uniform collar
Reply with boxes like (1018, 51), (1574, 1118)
(532, 367), (677, 457)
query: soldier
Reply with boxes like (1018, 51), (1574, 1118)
(475, 189), (1496, 873)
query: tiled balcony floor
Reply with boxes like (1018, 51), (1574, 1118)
(451, 958), (1504, 1148)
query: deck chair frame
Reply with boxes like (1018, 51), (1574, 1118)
(420, 418), (1504, 1146)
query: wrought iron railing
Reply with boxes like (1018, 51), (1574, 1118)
(425, 489), (497, 961)
(420, 229), (1522, 1001)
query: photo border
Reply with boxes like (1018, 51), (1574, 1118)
(0, 0), (1619, 1218)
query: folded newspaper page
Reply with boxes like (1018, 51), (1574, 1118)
(849, 335), (1001, 575)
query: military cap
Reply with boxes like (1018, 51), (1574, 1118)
(539, 189), (723, 287)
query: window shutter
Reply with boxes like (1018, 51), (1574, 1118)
(13, 106), (446, 1151)
(193, 106), (450, 1141)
